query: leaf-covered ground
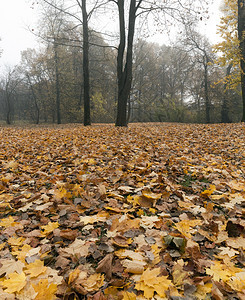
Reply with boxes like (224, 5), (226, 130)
(0, 123), (245, 300)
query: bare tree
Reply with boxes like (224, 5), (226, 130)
(41, 0), (105, 125)
(0, 66), (22, 124)
(183, 30), (214, 123)
(111, 0), (209, 126)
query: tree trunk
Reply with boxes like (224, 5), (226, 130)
(27, 74), (40, 124)
(82, 0), (91, 126)
(54, 41), (61, 124)
(204, 63), (210, 123)
(115, 0), (137, 126)
(6, 95), (11, 125)
(221, 63), (232, 123)
(238, 0), (245, 122)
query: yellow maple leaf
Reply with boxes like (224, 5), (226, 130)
(194, 282), (213, 299)
(83, 273), (104, 292)
(0, 216), (17, 227)
(25, 260), (47, 278)
(174, 219), (202, 239)
(228, 272), (245, 292)
(40, 222), (59, 236)
(12, 244), (32, 262)
(8, 236), (26, 247)
(32, 279), (57, 300)
(151, 244), (161, 265)
(122, 291), (137, 300)
(1, 272), (26, 293)
(135, 268), (172, 299)
(0, 242), (5, 251)
(142, 190), (162, 200)
(201, 184), (216, 196)
(206, 261), (234, 282)
(68, 268), (81, 285)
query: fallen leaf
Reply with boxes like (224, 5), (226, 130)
(1, 272), (26, 293)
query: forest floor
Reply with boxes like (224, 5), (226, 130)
(0, 123), (245, 300)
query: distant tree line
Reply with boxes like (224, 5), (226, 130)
(0, 0), (244, 125)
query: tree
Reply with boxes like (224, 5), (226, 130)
(238, 0), (245, 121)
(81, 0), (91, 125)
(112, 0), (209, 126)
(41, 0), (105, 125)
(184, 30), (214, 123)
(0, 66), (22, 124)
(214, 0), (245, 122)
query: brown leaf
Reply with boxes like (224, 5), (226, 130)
(96, 254), (113, 280)
(60, 229), (78, 241)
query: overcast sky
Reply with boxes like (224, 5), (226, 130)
(0, 0), (222, 67)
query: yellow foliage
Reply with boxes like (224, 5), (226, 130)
(32, 279), (57, 300)
(213, 0), (241, 89)
(1, 272), (26, 293)
(40, 222), (59, 236)
(135, 268), (172, 299)
(25, 260), (47, 278)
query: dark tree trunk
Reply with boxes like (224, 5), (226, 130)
(82, 0), (91, 126)
(238, 0), (245, 122)
(204, 62), (210, 123)
(116, 0), (139, 126)
(6, 94), (11, 125)
(26, 74), (40, 124)
(54, 41), (61, 124)
(221, 63), (232, 123)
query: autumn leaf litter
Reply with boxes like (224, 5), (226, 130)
(0, 123), (245, 299)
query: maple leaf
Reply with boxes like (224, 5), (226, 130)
(174, 219), (202, 239)
(206, 261), (234, 282)
(0, 259), (25, 276)
(172, 259), (189, 287)
(0, 287), (15, 300)
(79, 215), (107, 225)
(217, 247), (239, 258)
(194, 282), (213, 299)
(0, 216), (17, 227)
(40, 221), (59, 236)
(228, 272), (245, 292)
(201, 184), (216, 197)
(8, 236), (26, 246)
(11, 244), (33, 262)
(62, 238), (90, 257)
(82, 273), (104, 292)
(32, 279), (57, 300)
(135, 268), (172, 299)
(25, 259), (47, 278)
(16, 283), (38, 300)
(68, 268), (82, 285)
(1, 272), (26, 293)
(121, 291), (136, 299)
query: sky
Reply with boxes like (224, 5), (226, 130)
(0, 0), (223, 67)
